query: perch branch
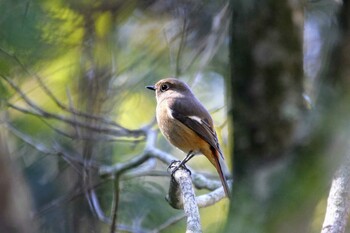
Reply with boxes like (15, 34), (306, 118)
(321, 155), (350, 233)
(167, 161), (202, 233)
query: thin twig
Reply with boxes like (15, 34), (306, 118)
(6, 123), (100, 170)
(0, 74), (145, 138)
(99, 129), (157, 176)
(110, 175), (120, 233)
(66, 87), (82, 138)
(99, 152), (151, 176)
(123, 169), (168, 180)
(0, 47), (124, 128)
(6, 101), (143, 138)
(100, 128), (229, 194)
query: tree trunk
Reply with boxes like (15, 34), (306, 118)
(230, 0), (304, 177)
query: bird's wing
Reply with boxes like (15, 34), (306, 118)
(169, 98), (224, 159)
(169, 97), (231, 197)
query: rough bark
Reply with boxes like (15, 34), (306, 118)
(167, 162), (202, 233)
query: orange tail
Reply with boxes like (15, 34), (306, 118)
(209, 149), (231, 198)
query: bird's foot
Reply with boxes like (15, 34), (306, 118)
(168, 160), (191, 176)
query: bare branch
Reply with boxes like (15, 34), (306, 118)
(167, 161), (202, 233)
(197, 2), (230, 71)
(65, 87), (82, 138)
(0, 47), (124, 128)
(196, 186), (227, 208)
(99, 129), (159, 176)
(6, 122), (52, 154)
(0, 75), (145, 138)
(123, 169), (168, 180)
(166, 163), (229, 209)
(188, 3), (231, 84)
(100, 127), (230, 192)
(6, 123), (100, 171)
(321, 155), (350, 233)
(99, 152), (151, 177)
(6, 101), (143, 138)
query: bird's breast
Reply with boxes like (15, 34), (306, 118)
(156, 100), (207, 154)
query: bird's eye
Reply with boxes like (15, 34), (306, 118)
(160, 84), (169, 92)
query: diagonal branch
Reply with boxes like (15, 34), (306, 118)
(0, 47), (123, 128)
(0, 74), (145, 138)
(6, 123), (100, 171)
(6, 101), (143, 138)
(100, 128), (230, 193)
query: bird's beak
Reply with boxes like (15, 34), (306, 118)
(146, 85), (156, 91)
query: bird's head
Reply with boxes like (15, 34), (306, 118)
(146, 78), (193, 102)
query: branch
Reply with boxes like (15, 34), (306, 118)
(167, 161), (202, 233)
(99, 129), (159, 176)
(0, 74), (146, 138)
(0, 47), (124, 129)
(191, 2), (230, 79)
(166, 168), (228, 209)
(7, 101), (143, 138)
(76, 126), (228, 232)
(196, 186), (227, 208)
(6, 123), (100, 170)
(321, 155), (350, 233)
(99, 128), (228, 192)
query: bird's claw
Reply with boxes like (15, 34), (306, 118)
(168, 160), (191, 176)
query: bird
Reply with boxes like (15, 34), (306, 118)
(146, 78), (231, 197)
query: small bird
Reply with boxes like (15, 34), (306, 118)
(146, 78), (231, 197)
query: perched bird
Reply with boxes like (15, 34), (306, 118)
(146, 78), (231, 197)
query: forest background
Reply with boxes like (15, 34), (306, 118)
(0, 0), (349, 233)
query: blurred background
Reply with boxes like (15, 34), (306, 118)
(0, 0), (350, 233)
(0, 0), (229, 232)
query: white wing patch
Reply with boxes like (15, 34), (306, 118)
(169, 107), (224, 158)
(187, 115), (202, 123)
